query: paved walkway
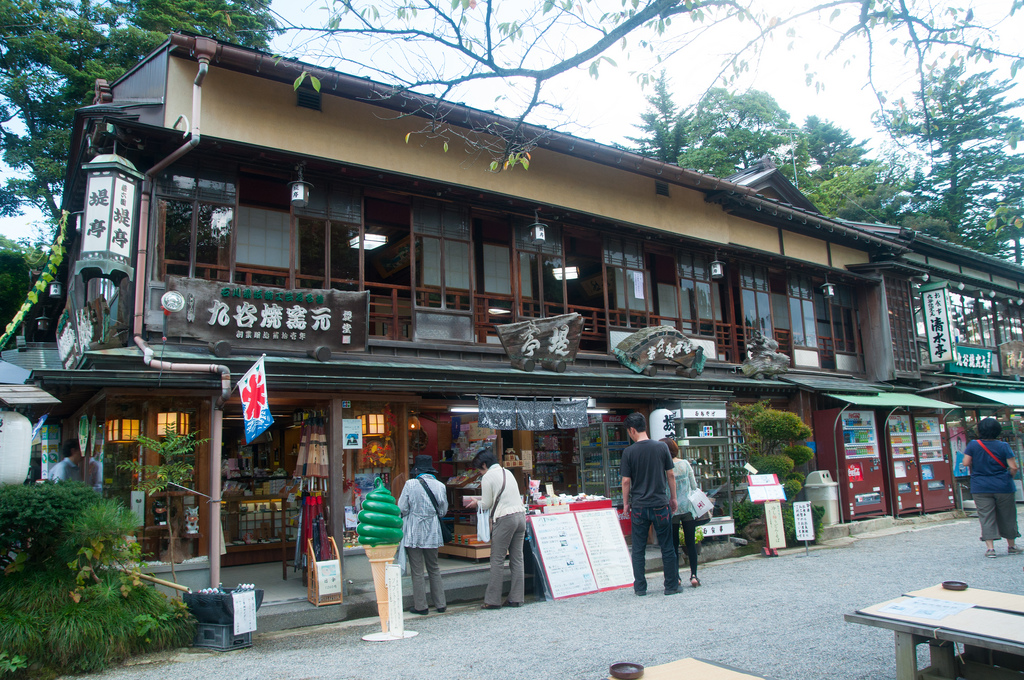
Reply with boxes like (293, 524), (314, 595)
(86, 509), (1024, 680)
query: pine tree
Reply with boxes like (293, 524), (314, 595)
(624, 71), (687, 164)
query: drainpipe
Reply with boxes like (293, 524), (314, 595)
(132, 38), (215, 336)
(134, 335), (230, 588)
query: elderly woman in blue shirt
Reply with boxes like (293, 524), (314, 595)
(397, 455), (449, 614)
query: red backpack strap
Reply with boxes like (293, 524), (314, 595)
(976, 441), (1008, 469)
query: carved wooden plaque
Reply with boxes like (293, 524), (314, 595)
(495, 313), (583, 372)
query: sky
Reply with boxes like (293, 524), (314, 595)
(1, 0), (1021, 242)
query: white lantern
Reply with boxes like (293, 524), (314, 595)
(74, 153), (143, 283)
(649, 408), (678, 441)
(0, 412), (33, 485)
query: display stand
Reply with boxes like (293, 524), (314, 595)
(746, 474), (786, 557)
(528, 508), (633, 599)
(307, 536), (342, 606)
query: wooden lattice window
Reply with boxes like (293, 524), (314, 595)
(885, 275), (919, 374)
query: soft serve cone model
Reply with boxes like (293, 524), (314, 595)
(357, 477), (403, 633)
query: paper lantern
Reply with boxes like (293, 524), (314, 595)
(0, 412), (33, 485)
(106, 419), (140, 443)
(73, 153), (143, 283)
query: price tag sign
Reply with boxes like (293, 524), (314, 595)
(232, 590), (257, 635)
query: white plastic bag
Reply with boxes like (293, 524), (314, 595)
(476, 507), (491, 543)
(688, 489), (714, 517)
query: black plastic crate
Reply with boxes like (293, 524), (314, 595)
(183, 588), (264, 625)
(193, 623), (252, 651)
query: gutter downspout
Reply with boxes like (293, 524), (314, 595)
(134, 335), (230, 589)
(132, 39), (214, 337)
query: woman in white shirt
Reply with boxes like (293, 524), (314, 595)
(664, 438), (702, 588)
(467, 450), (526, 608)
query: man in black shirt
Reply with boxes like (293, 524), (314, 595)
(620, 412), (679, 595)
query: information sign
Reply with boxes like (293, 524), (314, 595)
(764, 500), (787, 550)
(232, 590), (257, 635)
(793, 501), (815, 542)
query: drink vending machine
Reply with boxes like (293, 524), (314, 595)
(913, 415), (955, 512)
(884, 414), (922, 515)
(812, 408), (887, 521)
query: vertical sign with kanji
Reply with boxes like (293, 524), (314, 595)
(74, 154), (142, 283)
(920, 283), (954, 363)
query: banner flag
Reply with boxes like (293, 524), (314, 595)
(237, 355), (274, 444)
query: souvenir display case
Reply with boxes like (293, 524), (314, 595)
(532, 430), (579, 494)
(577, 416), (628, 505)
(676, 401), (734, 533)
(221, 495), (300, 566)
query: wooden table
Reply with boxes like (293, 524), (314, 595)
(845, 584), (1024, 680)
(606, 657), (772, 679)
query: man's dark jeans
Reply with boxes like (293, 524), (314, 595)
(629, 504), (679, 593)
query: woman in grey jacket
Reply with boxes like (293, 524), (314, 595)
(397, 455), (449, 614)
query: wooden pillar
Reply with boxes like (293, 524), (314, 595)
(329, 398), (346, 587)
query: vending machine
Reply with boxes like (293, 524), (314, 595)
(884, 414), (921, 515)
(577, 415), (629, 505)
(812, 408), (887, 521)
(913, 415), (955, 512)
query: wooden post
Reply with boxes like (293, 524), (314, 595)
(329, 398), (346, 590)
(893, 631), (919, 680)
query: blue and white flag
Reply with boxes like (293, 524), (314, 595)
(237, 356), (273, 443)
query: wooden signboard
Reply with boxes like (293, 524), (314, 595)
(528, 508), (633, 599)
(1000, 341), (1024, 376)
(612, 326), (706, 377)
(164, 276), (369, 357)
(495, 313), (583, 372)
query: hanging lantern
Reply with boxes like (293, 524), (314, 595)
(157, 412), (190, 436)
(408, 413), (422, 431)
(105, 419), (140, 443)
(74, 154), (143, 284)
(289, 162), (313, 209)
(820, 280), (837, 299)
(48, 282), (63, 298)
(527, 210), (546, 245)
(710, 259), (726, 280)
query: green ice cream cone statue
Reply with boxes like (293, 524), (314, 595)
(357, 477), (403, 632)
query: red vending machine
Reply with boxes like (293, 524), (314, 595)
(812, 409), (887, 521)
(884, 414), (921, 515)
(912, 415), (955, 512)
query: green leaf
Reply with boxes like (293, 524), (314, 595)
(309, 76), (321, 92)
(443, 141), (449, 152)
(293, 72), (307, 90)
(405, 132), (412, 144)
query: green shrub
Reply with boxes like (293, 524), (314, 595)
(751, 454), (795, 477)
(785, 470), (806, 484)
(733, 499), (764, 531)
(750, 410), (812, 452)
(783, 478), (803, 499)
(0, 570), (194, 674)
(783, 444), (814, 466)
(0, 482), (100, 571)
(0, 487), (194, 675)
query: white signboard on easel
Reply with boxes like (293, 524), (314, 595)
(575, 509), (633, 589)
(793, 501), (815, 542)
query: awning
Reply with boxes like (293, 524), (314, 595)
(825, 393), (959, 409)
(0, 385), (61, 406)
(781, 376), (888, 393)
(959, 387), (1024, 408)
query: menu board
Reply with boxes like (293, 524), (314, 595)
(575, 509), (633, 590)
(529, 513), (597, 598)
(529, 509), (633, 599)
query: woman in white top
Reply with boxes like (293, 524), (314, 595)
(663, 438), (702, 588)
(467, 450), (526, 608)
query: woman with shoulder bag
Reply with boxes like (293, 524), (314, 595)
(663, 438), (705, 588)
(397, 455), (449, 614)
(962, 418), (1021, 558)
(466, 450), (527, 608)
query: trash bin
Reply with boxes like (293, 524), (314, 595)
(804, 470), (840, 526)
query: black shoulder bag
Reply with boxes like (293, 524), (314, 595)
(418, 478), (454, 544)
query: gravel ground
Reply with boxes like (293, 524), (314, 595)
(89, 511), (1024, 680)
